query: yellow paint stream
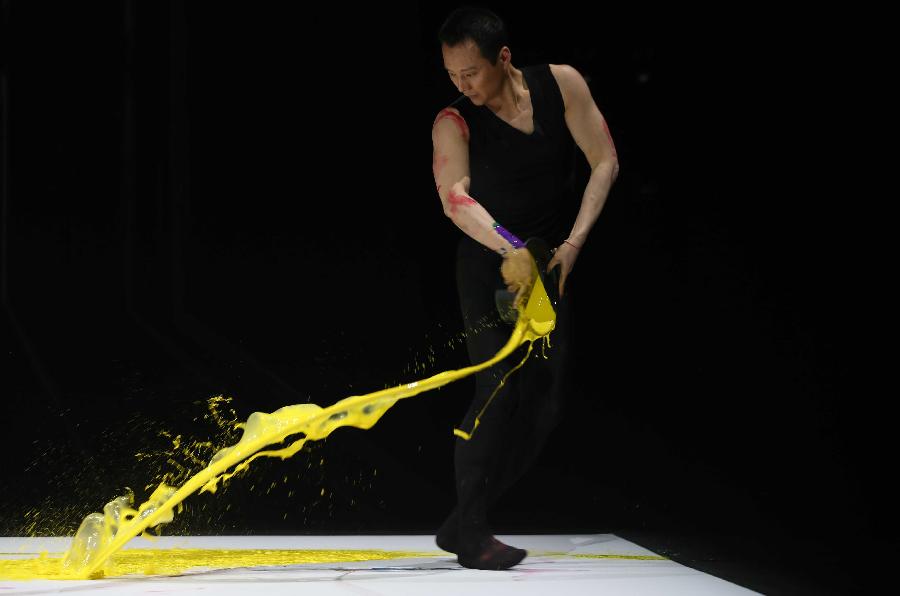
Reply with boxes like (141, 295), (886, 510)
(5, 258), (555, 580)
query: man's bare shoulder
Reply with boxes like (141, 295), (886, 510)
(434, 105), (462, 118)
(549, 64), (591, 107)
(432, 106), (469, 142)
(548, 64), (585, 84)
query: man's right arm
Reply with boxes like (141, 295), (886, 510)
(432, 108), (521, 255)
(432, 108), (534, 303)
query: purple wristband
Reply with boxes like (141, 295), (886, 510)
(492, 222), (524, 249)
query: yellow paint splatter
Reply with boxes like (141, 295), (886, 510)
(28, 256), (557, 580)
(0, 549), (431, 580)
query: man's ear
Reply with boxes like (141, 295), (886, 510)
(499, 46), (511, 66)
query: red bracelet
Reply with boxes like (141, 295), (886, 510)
(563, 239), (581, 250)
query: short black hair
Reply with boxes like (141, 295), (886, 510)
(438, 6), (508, 65)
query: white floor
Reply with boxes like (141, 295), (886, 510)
(0, 534), (759, 595)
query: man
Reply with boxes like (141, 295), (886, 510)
(431, 6), (618, 570)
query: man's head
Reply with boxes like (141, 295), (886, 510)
(439, 6), (511, 105)
(438, 6), (508, 65)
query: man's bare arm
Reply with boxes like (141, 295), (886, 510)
(432, 108), (523, 254)
(432, 107), (534, 303)
(540, 64), (619, 297)
(552, 64), (620, 249)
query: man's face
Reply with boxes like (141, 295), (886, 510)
(441, 39), (503, 106)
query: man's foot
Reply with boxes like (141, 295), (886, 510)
(457, 536), (527, 570)
(435, 512), (459, 554)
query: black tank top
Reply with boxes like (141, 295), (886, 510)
(451, 64), (577, 247)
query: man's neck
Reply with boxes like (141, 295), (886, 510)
(485, 66), (527, 115)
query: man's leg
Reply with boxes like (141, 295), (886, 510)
(437, 288), (576, 551)
(437, 238), (527, 569)
(488, 287), (576, 500)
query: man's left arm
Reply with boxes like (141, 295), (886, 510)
(547, 64), (620, 296)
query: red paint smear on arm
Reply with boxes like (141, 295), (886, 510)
(433, 109), (470, 142)
(447, 189), (477, 215)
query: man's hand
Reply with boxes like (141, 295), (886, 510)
(547, 241), (580, 298)
(500, 248), (535, 308)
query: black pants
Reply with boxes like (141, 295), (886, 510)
(451, 236), (576, 542)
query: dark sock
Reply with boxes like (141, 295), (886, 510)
(435, 510), (460, 554)
(457, 535), (527, 570)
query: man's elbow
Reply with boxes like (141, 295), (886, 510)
(439, 196), (457, 220)
(594, 157), (619, 183)
(442, 203), (456, 220)
(441, 179), (470, 219)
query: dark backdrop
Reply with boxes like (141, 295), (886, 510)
(0, 1), (886, 586)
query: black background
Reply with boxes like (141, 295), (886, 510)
(1, 1), (889, 592)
